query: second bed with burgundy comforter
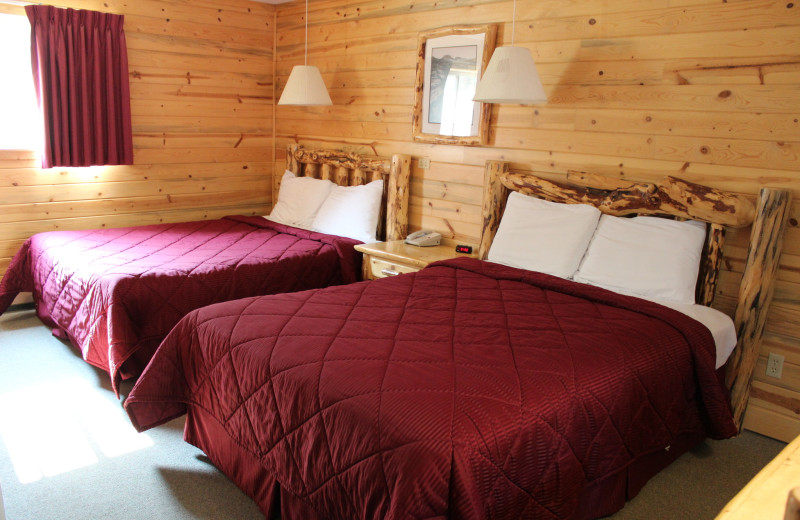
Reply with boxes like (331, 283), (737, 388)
(126, 257), (737, 519)
(0, 216), (360, 393)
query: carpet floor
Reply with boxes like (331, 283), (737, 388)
(0, 307), (786, 520)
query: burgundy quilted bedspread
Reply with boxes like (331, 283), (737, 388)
(126, 257), (737, 519)
(0, 216), (360, 392)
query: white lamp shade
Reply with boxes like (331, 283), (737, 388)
(278, 65), (332, 106)
(473, 46), (547, 105)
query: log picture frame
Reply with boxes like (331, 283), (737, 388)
(412, 24), (497, 146)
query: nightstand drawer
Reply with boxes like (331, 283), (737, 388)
(366, 256), (419, 279)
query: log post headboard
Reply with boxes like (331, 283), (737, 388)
(280, 144), (411, 242)
(725, 188), (792, 429)
(478, 160), (791, 431)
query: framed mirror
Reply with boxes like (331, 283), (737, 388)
(412, 24), (497, 146)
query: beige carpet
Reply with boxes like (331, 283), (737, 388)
(0, 307), (786, 520)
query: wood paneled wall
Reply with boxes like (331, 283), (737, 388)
(0, 0), (797, 442)
(273, 0), (800, 441)
(0, 0), (276, 280)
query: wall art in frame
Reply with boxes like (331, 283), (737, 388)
(413, 24), (497, 146)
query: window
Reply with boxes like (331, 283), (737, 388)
(0, 13), (42, 151)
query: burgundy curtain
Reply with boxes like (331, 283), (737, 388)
(26, 5), (133, 168)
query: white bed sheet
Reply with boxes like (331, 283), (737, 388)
(648, 297), (737, 369)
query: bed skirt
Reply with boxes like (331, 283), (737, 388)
(184, 407), (323, 519)
(182, 405), (706, 519)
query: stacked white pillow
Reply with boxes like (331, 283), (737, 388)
(268, 170), (334, 229)
(311, 179), (384, 243)
(267, 170), (384, 242)
(488, 192), (601, 279)
(488, 191), (708, 305)
(573, 215), (707, 304)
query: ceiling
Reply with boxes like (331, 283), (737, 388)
(250, 0), (294, 4)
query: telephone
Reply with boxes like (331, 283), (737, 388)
(405, 230), (442, 247)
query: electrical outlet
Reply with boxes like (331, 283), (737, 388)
(418, 157), (431, 169)
(766, 352), (784, 379)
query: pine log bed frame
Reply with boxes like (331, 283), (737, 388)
(0, 144), (411, 393)
(478, 160), (791, 432)
(281, 144), (411, 242)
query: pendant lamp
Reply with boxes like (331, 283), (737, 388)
(278, 0), (332, 106)
(473, 0), (546, 105)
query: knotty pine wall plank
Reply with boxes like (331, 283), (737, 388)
(128, 66), (273, 90)
(0, 205), (268, 244)
(39, 0), (273, 29)
(0, 161), (269, 187)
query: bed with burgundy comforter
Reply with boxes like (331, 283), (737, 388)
(0, 216), (360, 393)
(125, 257), (737, 520)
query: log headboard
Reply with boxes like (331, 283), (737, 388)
(478, 160), (791, 432)
(279, 144), (411, 242)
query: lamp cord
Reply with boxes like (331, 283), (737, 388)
(304, 0), (308, 65)
(511, 0), (516, 46)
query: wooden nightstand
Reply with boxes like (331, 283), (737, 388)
(355, 240), (477, 280)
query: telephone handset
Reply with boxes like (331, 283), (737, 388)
(405, 230), (442, 247)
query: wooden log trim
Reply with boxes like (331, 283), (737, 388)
(320, 164), (333, 181)
(281, 144), (410, 242)
(566, 170), (643, 191)
(286, 146), (299, 175)
(497, 172), (755, 228)
(335, 166), (349, 186)
(726, 187), (792, 431)
(386, 153), (411, 242)
(697, 223), (725, 306)
(478, 160), (510, 260)
(335, 167), (349, 186)
(352, 168), (366, 186)
(290, 145), (394, 175)
(480, 164), (758, 261)
(304, 162), (319, 178)
(566, 170), (756, 228)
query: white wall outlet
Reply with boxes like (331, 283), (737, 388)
(418, 157), (431, 169)
(766, 352), (784, 379)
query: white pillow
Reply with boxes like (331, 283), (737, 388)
(573, 215), (707, 304)
(268, 170), (335, 228)
(311, 179), (384, 242)
(487, 192), (601, 279)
